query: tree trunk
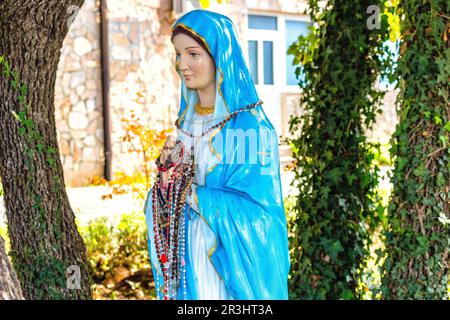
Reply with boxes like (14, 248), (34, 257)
(287, 0), (388, 299)
(0, 236), (24, 299)
(0, 0), (91, 299)
(381, 0), (449, 299)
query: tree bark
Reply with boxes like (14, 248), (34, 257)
(0, 236), (24, 300)
(381, 1), (449, 299)
(0, 0), (91, 299)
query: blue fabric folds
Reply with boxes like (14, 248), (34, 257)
(145, 9), (290, 300)
(191, 109), (290, 300)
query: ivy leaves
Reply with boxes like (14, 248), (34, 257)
(380, 0), (449, 299)
(287, 0), (392, 300)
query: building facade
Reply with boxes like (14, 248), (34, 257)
(55, 0), (397, 187)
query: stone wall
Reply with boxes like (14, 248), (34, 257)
(55, 0), (103, 187)
(107, 0), (179, 178)
(56, 0), (179, 187)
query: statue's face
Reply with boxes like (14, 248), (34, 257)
(173, 33), (216, 91)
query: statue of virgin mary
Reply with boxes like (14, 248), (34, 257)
(144, 9), (291, 300)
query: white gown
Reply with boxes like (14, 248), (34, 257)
(182, 111), (233, 300)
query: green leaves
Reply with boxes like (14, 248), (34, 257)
(412, 164), (428, 178)
(443, 121), (450, 132)
(439, 134), (448, 146)
(329, 240), (345, 261)
(288, 25), (320, 69)
(0, 56), (11, 78)
(287, 0), (389, 300)
(379, 0), (450, 300)
(36, 143), (44, 155)
(326, 167), (343, 185)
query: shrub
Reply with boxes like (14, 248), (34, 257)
(77, 211), (155, 300)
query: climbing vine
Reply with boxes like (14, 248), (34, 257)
(0, 55), (91, 299)
(286, 0), (394, 299)
(379, 0), (449, 299)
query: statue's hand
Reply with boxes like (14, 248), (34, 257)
(160, 135), (176, 186)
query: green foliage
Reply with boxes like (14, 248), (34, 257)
(1, 224), (68, 299)
(9, 249), (68, 299)
(78, 212), (155, 300)
(379, 0), (449, 299)
(286, 0), (394, 299)
(287, 24), (320, 78)
(2, 210), (154, 300)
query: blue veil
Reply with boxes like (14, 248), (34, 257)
(145, 9), (290, 300)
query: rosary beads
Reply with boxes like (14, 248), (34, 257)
(152, 142), (195, 300)
(152, 100), (264, 299)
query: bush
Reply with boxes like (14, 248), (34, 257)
(77, 211), (155, 300)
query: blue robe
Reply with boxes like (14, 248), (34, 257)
(144, 9), (291, 300)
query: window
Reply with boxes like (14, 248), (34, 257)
(248, 40), (259, 84)
(285, 20), (311, 85)
(248, 15), (278, 30)
(245, 13), (312, 138)
(247, 15), (277, 86)
(263, 41), (274, 85)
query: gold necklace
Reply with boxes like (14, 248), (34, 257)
(194, 103), (215, 116)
